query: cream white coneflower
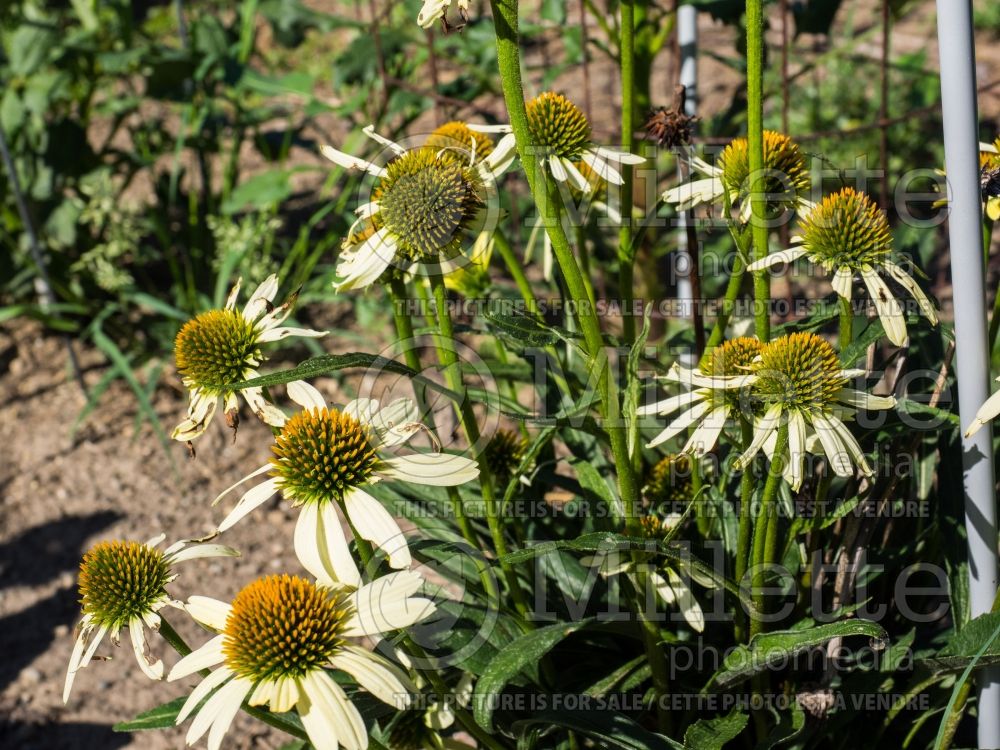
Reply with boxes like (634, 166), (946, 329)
(64, 535), (238, 702)
(169, 572), (433, 750)
(471, 92), (644, 193)
(663, 130), (813, 221)
(639, 337), (762, 455)
(734, 332), (895, 491)
(748, 187), (938, 346)
(172, 275), (325, 443)
(981, 137), (1000, 221)
(321, 125), (515, 291)
(214, 381), (479, 587)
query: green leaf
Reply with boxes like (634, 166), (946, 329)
(896, 398), (959, 428)
(839, 318), (886, 366)
(933, 612), (1000, 750)
(92, 328), (172, 457)
(222, 169), (296, 213)
(473, 619), (593, 731)
(483, 307), (564, 347)
(113, 697), (188, 732)
(498, 533), (745, 606)
(683, 710), (748, 750)
(711, 620), (889, 688)
(512, 709), (683, 750)
(226, 352), (423, 391)
(919, 611), (1000, 675)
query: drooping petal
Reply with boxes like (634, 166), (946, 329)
(329, 644), (415, 707)
(666, 569), (704, 633)
(811, 412), (853, 476)
(861, 268), (907, 346)
(836, 388), (896, 411)
(335, 228), (396, 291)
(287, 381), (327, 412)
(363, 124), (407, 156)
(832, 266), (854, 299)
(746, 246), (807, 271)
(176, 666), (234, 724)
(212, 463), (273, 506)
(966, 388), (1000, 437)
(344, 488), (411, 569)
(734, 404), (783, 470)
(645, 400), (710, 449)
(168, 634), (226, 680)
(345, 570), (436, 637)
(883, 261), (939, 325)
(320, 144), (386, 177)
(379, 453), (480, 486)
(185, 676), (252, 750)
(63, 626), (93, 703)
(299, 671), (367, 750)
(257, 326), (327, 343)
(128, 621), (164, 680)
(785, 409), (807, 492)
(166, 543), (240, 565)
(218, 477), (280, 532)
(184, 598), (232, 632)
(682, 406), (728, 456)
(294, 502), (362, 588)
(241, 388), (287, 427)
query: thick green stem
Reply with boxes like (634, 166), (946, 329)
(493, 230), (538, 314)
(749, 423), (789, 639)
(428, 272), (531, 619)
(618, 0), (637, 344)
(734, 419), (755, 642)
(387, 277), (491, 594)
(704, 254), (747, 353)
(488, 0), (668, 724)
(746, 0), (771, 341)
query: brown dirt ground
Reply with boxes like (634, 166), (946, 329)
(3, 2), (1000, 749)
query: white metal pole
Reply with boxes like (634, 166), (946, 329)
(935, 2), (1000, 745)
(676, 4), (698, 365)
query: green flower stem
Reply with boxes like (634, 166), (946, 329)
(488, 0), (670, 725)
(387, 277), (489, 588)
(427, 271), (532, 619)
(158, 617), (309, 742)
(839, 296), (854, 348)
(749, 422), (789, 639)
(746, 0), (771, 342)
(703, 254), (748, 352)
(618, 0), (637, 344)
(733, 419), (755, 643)
(493, 230), (538, 314)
